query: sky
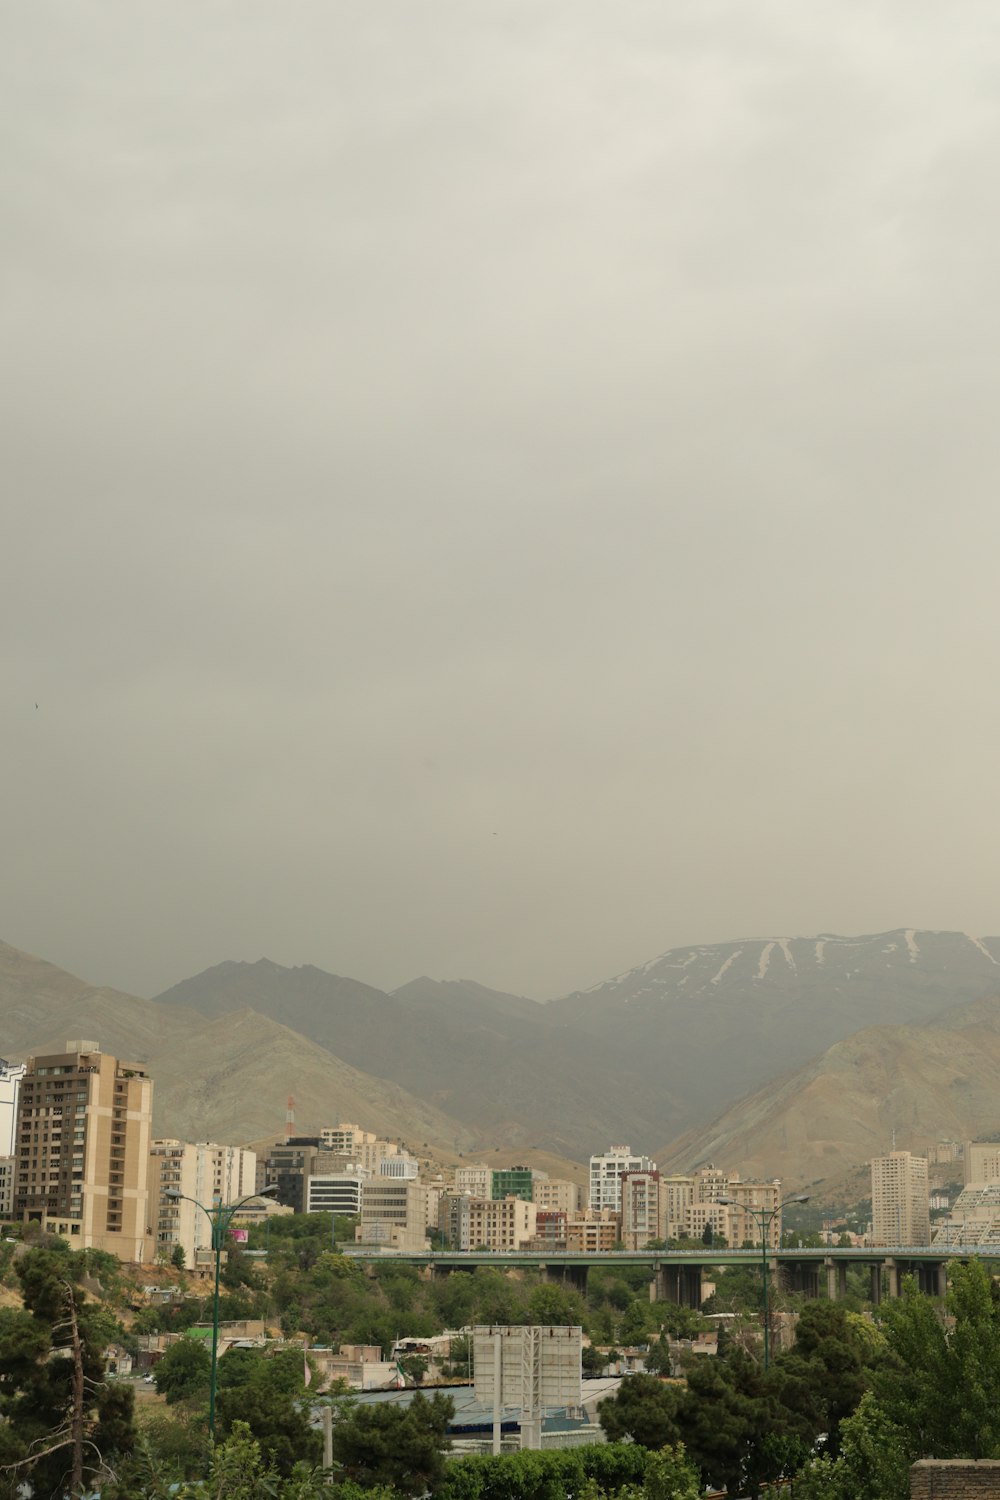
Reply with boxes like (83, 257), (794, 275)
(5, 2), (1000, 1003)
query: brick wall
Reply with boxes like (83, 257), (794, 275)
(911, 1461), (1000, 1498)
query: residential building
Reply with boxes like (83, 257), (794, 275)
(262, 1138), (348, 1213)
(320, 1124), (402, 1176)
(491, 1166), (534, 1202)
(357, 1179), (431, 1252)
(932, 1182), (1000, 1248)
(871, 1151), (931, 1246)
(454, 1164), (491, 1198)
(0, 1061), (26, 1156)
(716, 1176), (782, 1248)
(148, 1141), (258, 1266)
(0, 1157), (14, 1219)
(379, 1155), (419, 1179)
(532, 1177), (582, 1215)
(439, 1193), (474, 1250)
(964, 1142), (1000, 1185)
(682, 1201), (732, 1244)
(14, 1041), (153, 1261)
(589, 1146), (656, 1215)
(306, 1172), (366, 1217)
(466, 1194), (536, 1251)
(529, 1209), (568, 1248)
(565, 1210), (620, 1253)
(620, 1169), (667, 1250)
(661, 1175), (695, 1239)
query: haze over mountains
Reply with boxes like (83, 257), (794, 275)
(5, 928), (1000, 1187)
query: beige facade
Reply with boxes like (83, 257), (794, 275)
(148, 1140), (258, 1266)
(589, 1146), (656, 1214)
(566, 1210), (620, 1253)
(965, 1142), (1000, 1186)
(357, 1178), (431, 1252)
(717, 1176), (782, 1248)
(15, 1041), (153, 1261)
(454, 1163), (491, 1198)
(620, 1170), (667, 1249)
(662, 1175), (695, 1238)
(871, 1151), (931, 1246)
(682, 1201), (732, 1244)
(466, 1194), (536, 1251)
(320, 1123), (401, 1176)
(532, 1177), (582, 1214)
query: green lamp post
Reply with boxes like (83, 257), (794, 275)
(163, 1182), (279, 1439)
(718, 1192), (810, 1369)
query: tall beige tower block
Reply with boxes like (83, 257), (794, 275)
(14, 1041), (153, 1262)
(870, 1150), (930, 1246)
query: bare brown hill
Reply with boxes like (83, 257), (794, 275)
(0, 941), (475, 1153)
(659, 993), (1000, 1190)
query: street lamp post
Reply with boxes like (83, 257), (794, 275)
(718, 1192), (810, 1370)
(164, 1183), (279, 1440)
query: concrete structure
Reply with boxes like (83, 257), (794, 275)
(148, 1140), (258, 1266)
(565, 1211), (619, 1253)
(307, 1171), (366, 1217)
(379, 1155), (419, 1180)
(714, 1175), (782, 1248)
(455, 1164), (491, 1198)
(263, 1138), (350, 1213)
(662, 1175), (695, 1238)
(871, 1151), (931, 1246)
(933, 1183), (1000, 1248)
(0, 1157), (14, 1219)
(440, 1193), (474, 1250)
(14, 1042), (153, 1260)
(473, 1325), (583, 1451)
(682, 1200), (733, 1245)
(529, 1210), (569, 1249)
(492, 1167), (534, 1202)
(965, 1143), (1000, 1186)
(467, 1195), (537, 1251)
(533, 1177), (583, 1215)
(320, 1124), (403, 1176)
(620, 1170), (666, 1250)
(357, 1178), (431, 1251)
(0, 1061), (27, 1157)
(589, 1146), (656, 1215)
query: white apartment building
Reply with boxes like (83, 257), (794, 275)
(0, 1061), (26, 1157)
(932, 1182), (1000, 1248)
(454, 1163), (491, 1198)
(589, 1146), (656, 1214)
(306, 1172), (366, 1217)
(871, 1151), (930, 1246)
(378, 1155), (418, 1179)
(148, 1140), (258, 1266)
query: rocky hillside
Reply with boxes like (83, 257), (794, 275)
(660, 992), (1000, 1189)
(0, 942), (475, 1153)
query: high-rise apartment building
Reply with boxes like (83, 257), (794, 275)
(662, 1175), (695, 1238)
(0, 1060), (27, 1156)
(589, 1146), (656, 1214)
(964, 1142), (1000, 1186)
(620, 1169), (666, 1249)
(0, 1157), (14, 1219)
(148, 1140), (257, 1265)
(15, 1042), (153, 1261)
(454, 1163), (491, 1197)
(871, 1151), (930, 1246)
(466, 1195), (536, 1251)
(532, 1177), (583, 1215)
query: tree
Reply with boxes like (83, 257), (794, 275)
(331, 1389), (453, 1494)
(0, 1246), (136, 1497)
(171, 1243), (186, 1271)
(215, 1347), (322, 1474)
(152, 1337), (212, 1404)
(599, 1375), (684, 1449)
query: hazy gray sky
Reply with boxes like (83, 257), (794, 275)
(5, 2), (1000, 1002)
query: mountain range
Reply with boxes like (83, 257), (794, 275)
(6, 928), (1000, 1190)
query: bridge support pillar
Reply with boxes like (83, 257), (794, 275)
(783, 1261), (820, 1298)
(649, 1265), (702, 1308)
(825, 1258), (848, 1300)
(870, 1264), (882, 1305)
(886, 1259), (901, 1298)
(936, 1262), (948, 1299)
(545, 1263), (588, 1296)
